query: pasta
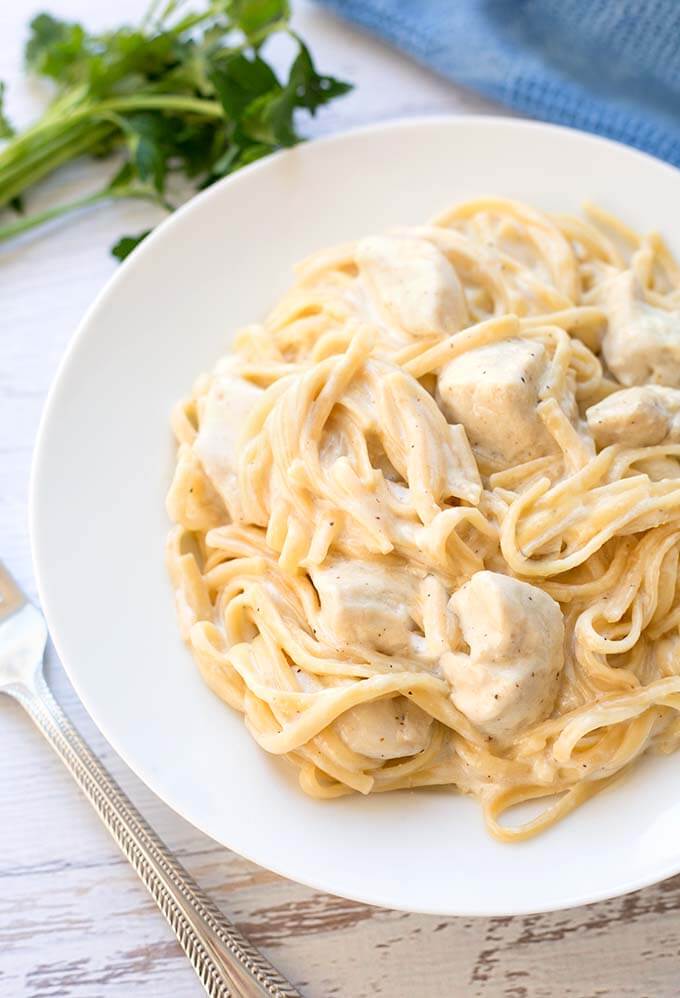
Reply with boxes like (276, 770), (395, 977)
(166, 196), (680, 841)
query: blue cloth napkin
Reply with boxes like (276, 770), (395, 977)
(317, 0), (680, 168)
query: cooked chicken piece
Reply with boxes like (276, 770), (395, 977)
(335, 697), (433, 760)
(436, 338), (557, 468)
(310, 558), (417, 656)
(441, 571), (564, 741)
(596, 270), (680, 386)
(193, 373), (262, 521)
(309, 557), (433, 759)
(356, 235), (468, 338)
(586, 385), (680, 448)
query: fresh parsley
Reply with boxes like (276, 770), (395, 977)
(0, 0), (352, 257)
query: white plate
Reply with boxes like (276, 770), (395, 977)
(31, 116), (680, 916)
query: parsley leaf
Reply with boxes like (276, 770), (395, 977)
(242, 85), (297, 146)
(241, 39), (352, 147)
(0, 83), (14, 139)
(229, 0), (291, 40)
(111, 229), (152, 261)
(210, 52), (280, 122)
(289, 41), (353, 114)
(25, 13), (88, 85)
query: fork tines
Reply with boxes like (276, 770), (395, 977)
(0, 561), (27, 622)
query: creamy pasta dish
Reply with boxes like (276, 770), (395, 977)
(166, 196), (680, 841)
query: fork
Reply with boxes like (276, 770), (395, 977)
(0, 561), (303, 998)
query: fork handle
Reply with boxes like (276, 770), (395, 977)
(11, 675), (303, 998)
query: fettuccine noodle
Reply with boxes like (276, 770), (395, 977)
(166, 197), (680, 841)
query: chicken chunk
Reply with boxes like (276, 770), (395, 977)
(193, 373), (262, 521)
(356, 235), (468, 338)
(335, 697), (433, 760)
(441, 571), (564, 741)
(310, 558), (416, 656)
(586, 385), (680, 448)
(596, 271), (680, 386)
(436, 338), (556, 468)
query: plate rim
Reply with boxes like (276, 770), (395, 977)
(29, 113), (680, 916)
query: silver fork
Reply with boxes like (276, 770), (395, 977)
(0, 561), (303, 998)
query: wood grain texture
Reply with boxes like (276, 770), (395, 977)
(1, 2), (679, 996)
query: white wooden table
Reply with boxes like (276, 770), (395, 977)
(2, 2), (679, 995)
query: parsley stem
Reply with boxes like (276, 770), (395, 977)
(0, 93), (223, 208)
(0, 93), (221, 174)
(0, 185), (162, 243)
(97, 95), (223, 117)
(0, 86), (91, 160)
(0, 121), (115, 207)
